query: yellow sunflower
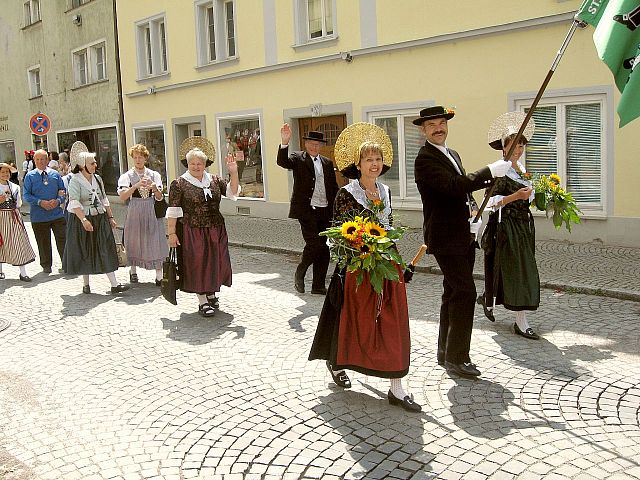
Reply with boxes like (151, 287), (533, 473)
(364, 222), (387, 238)
(340, 221), (360, 241)
(549, 173), (561, 185)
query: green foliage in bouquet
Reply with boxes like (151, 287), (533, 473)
(320, 200), (406, 294)
(533, 174), (581, 232)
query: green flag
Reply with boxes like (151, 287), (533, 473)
(577, 0), (640, 126)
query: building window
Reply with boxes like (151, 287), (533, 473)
(72, 41), (107, 87)
(136, 15), (169, 78)
(0, 141), (17, 166)
(366, 111), (423, 202)
(70, 0), (91, 8)
(24, 0), (40, 26)
(133, 126), (168, 188)
(295, 0), (335, 44)
(195, 1), (237, 65)
(27, 65), (41, 97)
(218, 115), (263, 199)
(515, 94), (606, 213)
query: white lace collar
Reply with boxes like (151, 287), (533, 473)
(181, 171), (213, 201)
(344, 179), (392, 229)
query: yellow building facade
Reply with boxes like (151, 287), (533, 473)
(116, 0), (640, 246)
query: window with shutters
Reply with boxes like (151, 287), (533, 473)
(195, 0), (237, 66)
(72, 41), (107, 87)
(366, 109), (423, 203)
(27, 65), (41, 98)
(515, 93), (606, 213)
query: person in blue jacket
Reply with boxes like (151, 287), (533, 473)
(23, 149), (66, 274)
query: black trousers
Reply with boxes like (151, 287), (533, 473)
(297, 207), (331, 289)
(31, 217), (66, 269)
(433, 244), (477, 364)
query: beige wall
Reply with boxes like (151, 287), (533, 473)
(117, 0), (640, 246)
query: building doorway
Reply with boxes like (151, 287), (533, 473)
(298, 114), (348, 187)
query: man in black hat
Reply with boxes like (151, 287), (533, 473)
(277, 123), (339, 295)
(414, 106), (511, 378)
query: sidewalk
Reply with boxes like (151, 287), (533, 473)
(222, 215), (640, 302)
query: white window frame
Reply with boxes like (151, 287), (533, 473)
(27, 64), (42, 98)
(23, 0), (40, 26)
(70, 0), (91, 8)
(195, 0), (237, 66)
(72, 40), (107, 87)
(135, 14), (169, 80)
(512, 88), (612, 216)
(365, 103), (427, 207)
(294, 0), (336, 46)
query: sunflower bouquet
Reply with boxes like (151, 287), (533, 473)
(320, 208), (407, 294)
(532, 173), (581, 232)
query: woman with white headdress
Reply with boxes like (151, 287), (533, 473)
(166, 137), (240, 317)
(0, 162), (36, 281)
(477, 112), (540, 340)
(62, 144), (129, 295)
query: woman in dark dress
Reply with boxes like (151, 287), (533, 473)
(166, 137), (240, 317)
(309, 122), (420, 413)
(477, 112), (540, 340)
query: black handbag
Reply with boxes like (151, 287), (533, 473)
(154, 197), (169, 218)
(161, 247), (180, 305)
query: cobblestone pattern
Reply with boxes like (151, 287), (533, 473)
(221, 216), (640, 300)
(1, 245), (639, 480)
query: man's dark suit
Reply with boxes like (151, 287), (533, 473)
(277, 146), (339, 290)
(415, 142), (493, 365)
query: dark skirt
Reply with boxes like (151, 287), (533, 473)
(178, 222), (232, 295)
(62, 213), (119, 275)
(309, 265), (411, 379)
(483, 211), (540, 311)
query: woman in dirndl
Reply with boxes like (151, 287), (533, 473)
(477, 112), (540, 340)
(308, 123), (421, 413)
(118, 144), (168, 286)
(62, 145), (129, 295)
(0, 162), (36, 281)
(166, 137), (240, 317)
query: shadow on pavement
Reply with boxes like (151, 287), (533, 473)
(313, 388), (435, 478)
(161, 310), (245, 345)
(59, 292), (114, 318)
(446, 377), (562, 439)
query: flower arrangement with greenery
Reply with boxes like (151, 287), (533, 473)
(532, 173), (581, 232)
(320, 201), (407, 293)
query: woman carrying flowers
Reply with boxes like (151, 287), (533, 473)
(308, 123), (420, 413)
(477, 112), (540, 340)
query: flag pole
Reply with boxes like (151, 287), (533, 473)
(473, 17), (587, 223)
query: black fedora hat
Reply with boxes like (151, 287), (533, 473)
(412, 106), (455, 125)
(302, 131), (327, 143)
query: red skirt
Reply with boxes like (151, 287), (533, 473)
(334, 265), (411, 377)
(179, 223), (232, 295)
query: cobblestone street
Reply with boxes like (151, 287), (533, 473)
(1, 244), (639, 480)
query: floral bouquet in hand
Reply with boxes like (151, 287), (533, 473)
(533, 173), (581, 232)
(320, 203), (407, 294)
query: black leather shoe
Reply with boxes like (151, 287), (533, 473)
(0, 273), (5, 280)
(207, 295), (219, 309)
(445, 361), (481, 377)
(82, 285), (91, 294)
(437, 355), (445, 367)
(294, 275), (305, 293)
(155, 279), (162, 286)
(326, 360), (351, 388)
(388, 390), (422, 413)
(311, 287), (327, 295)
(477, 294), (496, 322)
(129, 273), (139, 283)
(42, 267), (52, 274)
(514, 323), (540, 340)
(19, 274), (32, 282)
(110, 284), (130, 294)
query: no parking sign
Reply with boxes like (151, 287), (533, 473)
(29, 113), (51, 135)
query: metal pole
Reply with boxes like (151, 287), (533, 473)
(473, 19), (584, 223)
